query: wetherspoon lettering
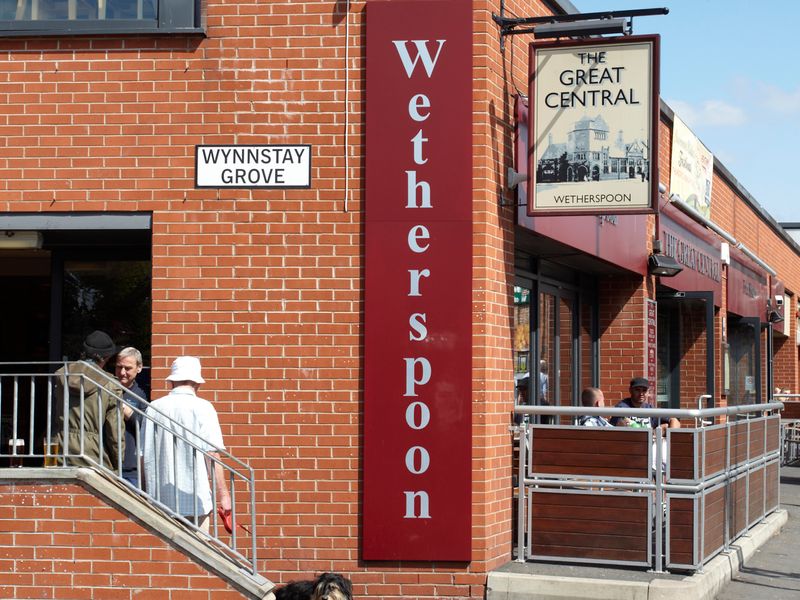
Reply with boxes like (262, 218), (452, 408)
(365, 0), (471, 560)
(393, 37), (446, 521)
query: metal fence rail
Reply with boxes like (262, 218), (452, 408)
(0, 361), (258, 575)
(513, 401), (783, 573)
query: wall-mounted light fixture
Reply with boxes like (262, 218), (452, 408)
(0, 231), (43, 249)
(648, 253), (683, 277)
(767, 297), (785, 324)
(768, 310), (785, 324)
(507, 167), (527, 190)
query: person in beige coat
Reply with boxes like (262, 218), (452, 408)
(54, 330), (125, 470)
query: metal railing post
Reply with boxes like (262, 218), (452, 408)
(724, 417), (731, 552)
(516, 421), (527, 562)
(654, 425), (663, 573)
(249, 467), (257, 574)
(744, 418), (750, 535)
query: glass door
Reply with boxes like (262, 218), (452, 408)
(728, 316), (761, 405)
(512, 272), (597, 424)
(539, 284), (577, 423)
(512, 281), (533, 424)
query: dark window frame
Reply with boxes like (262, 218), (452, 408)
(514, 258), (599, 425)
(0, 0), (203, 36)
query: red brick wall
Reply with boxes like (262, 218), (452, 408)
(4, 0), (799, 597)
(0, 1), (560, 598)
(598, 276), (648, 400)
(0, 483), (242, 599)
(658, 109), (800, 409)
(771, 292), (795, 394)
(470, 0), (555, 580)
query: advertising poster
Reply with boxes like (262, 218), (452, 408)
(670, 115), (714, 218)
(528, 36), (659, 215)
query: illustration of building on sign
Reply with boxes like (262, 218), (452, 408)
(537, 114), (649, 183)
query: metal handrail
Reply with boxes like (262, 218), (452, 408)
(0, 361), (257, 575)
(514, 401), (784, 419)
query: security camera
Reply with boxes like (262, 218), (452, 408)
(775, 294), (784, 307)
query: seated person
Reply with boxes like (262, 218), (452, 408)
(578, 387), (612, 427)
(610, 377), (680, 430)
(612, 377), (678, 473)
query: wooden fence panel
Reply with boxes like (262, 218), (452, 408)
(781, 402), (800, 419)
(703, 427), (727, 478)
(728, 475), (748, 539)
(749, 420), (765, 457)
(531, 490), (649, 564)
(766, 416), (780, 453)
(668, 496), (694, 567)
(702, 485), (726, 560)
(531, 427), (651, 479)
(730, 422), (749, 467)
(669, 431), (696, 480)
(748, 467), (765, 526)
(766, 460), (779, 511)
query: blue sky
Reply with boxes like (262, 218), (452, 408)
(571, 0), (797, 222)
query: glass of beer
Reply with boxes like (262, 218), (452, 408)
(43, 440), (60, 468)
(8, 439), (25, 467)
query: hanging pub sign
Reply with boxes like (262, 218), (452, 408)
(363, 0), (472, 561)
(528, 36), (659, 215)
(515, 95), (650, 276)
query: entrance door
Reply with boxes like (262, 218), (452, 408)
(539, 283), (577, 414)
(728, 316), (761, 405)
(513, 272), (597, 424)
(656, 291), (715, 409)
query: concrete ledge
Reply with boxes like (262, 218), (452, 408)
(1, 467), (275, 600)
(487, 509), (788, 600)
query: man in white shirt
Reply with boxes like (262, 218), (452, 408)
(142, 356), (231, 532)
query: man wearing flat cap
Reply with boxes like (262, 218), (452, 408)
(54, 330), (125, 469)
(611, 377), (680, 430)
(142, 356), (231, 532)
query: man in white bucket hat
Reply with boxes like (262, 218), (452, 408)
(142, 356), (231, 532)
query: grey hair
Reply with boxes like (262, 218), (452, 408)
(117, 346), (143, 367)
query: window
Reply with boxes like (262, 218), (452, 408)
(0, 0), (202, 35)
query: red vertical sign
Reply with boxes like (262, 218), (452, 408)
(646, 299), (657, 385)
(363, 0), (472, 561)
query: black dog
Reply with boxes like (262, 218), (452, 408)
(274, 572), (353, 600)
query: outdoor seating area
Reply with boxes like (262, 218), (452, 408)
(513, 402), (783, 573)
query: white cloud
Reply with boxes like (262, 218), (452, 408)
(755, 82), (800, 114)
(666, 98), (747, 128)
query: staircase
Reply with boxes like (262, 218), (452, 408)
(0, 361), (274, 599)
